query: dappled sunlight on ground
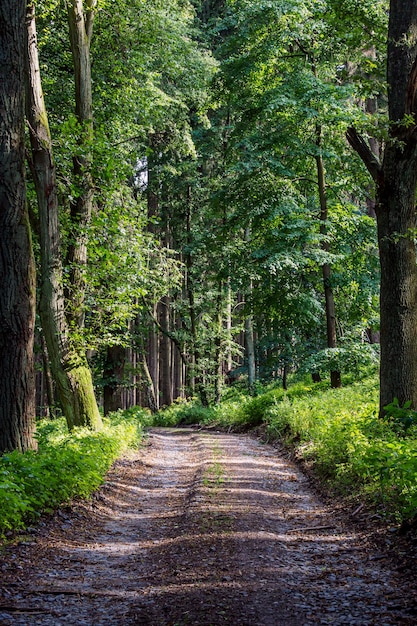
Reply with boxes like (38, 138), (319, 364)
(0, 428), (415, 625)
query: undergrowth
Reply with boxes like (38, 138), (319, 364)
(157, 375), (417, 526)
(0, 409), (151, 539)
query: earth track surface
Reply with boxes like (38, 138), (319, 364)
(0, 427), (416, 625)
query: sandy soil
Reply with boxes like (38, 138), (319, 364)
(0, 427), (416, 625)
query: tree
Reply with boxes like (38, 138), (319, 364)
(347, 1), (417, 413)
(65, 0), (95, 328)
(25, 1), (102, 430)
(0, 0), (37, 452)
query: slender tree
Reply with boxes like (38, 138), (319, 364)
(65, 0), (96, 328)
(0, 0), (37, 452)
(25, 1), (102, 430)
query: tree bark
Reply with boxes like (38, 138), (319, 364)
(245, 314), (256, 396)
(315, 124), (341, 389)
(214, 287), (224, 404)
(159, 296), (173, 406)
(185, 186), (208, 406)
(65, 0), (96, 328)
(103, 344), (126, 415)
(347, 1), (417, 413)
(25, 2), (102, 430)
(0, 0), (37, 452)
(244, 228), (256, 395)
(40, 333), (56, 419)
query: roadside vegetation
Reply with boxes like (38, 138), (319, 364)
(3, 367), (417, 540)
(0, 410), (152, 539)
(155, 371), (417, 528)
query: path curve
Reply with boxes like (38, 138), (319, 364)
(0, 428), (415, 625)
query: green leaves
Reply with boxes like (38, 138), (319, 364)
(0, 411), (147, 538)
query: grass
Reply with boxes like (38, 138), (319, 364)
(0, 408), (152, 539)
(157, 374), (417, 526)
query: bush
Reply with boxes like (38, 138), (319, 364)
(0, 409), (147, 538)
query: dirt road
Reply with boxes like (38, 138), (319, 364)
(0, 428), (415, 625)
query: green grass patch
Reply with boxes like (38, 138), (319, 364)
(0, 408), (150, 539)
(157, 376), (417, 525)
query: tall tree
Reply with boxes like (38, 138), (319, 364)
(65, 0), (95, 328)
(0, 0), (37, 452)
(25, 1), (102, 430)
(347, 1), (417, 413)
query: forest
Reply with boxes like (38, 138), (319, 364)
(2, 0), (417, 534)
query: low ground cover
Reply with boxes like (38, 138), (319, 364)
(0, 409), (151, 538)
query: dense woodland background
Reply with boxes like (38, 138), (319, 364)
(29, 0), (385, 420)
(5, 0), (417, 534)
(5, 0), (417, 449)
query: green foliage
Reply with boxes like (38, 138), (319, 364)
(0, 410), (148, 539)
(383, 398), (417, 435)
(302, 343), (380, 378)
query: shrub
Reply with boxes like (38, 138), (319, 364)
(0, 409), (147, 538)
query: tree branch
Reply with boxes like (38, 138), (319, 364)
(141, 297), (188, 367)
(346, 127), (381, 182)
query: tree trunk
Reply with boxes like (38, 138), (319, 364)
(142, 353), (158, 413)
(225, 278), (233, 373)
(244, 229), (256, 395)
(186, 187), (208, 406)
(159, 297), (173, 407)
(315, 124), (341, 388)
(214, 287), (223, 404)
(377, 150), (417, 411)
(25, 2), (102, 430)
(146, 161), (160, 408)
(65, 0), (95, 328)
(40, 334), (56, 419)
(148, 306), (160, 410)
(0, 0), (37, 452)
(103, 344), (126, 415)
(0, 20), (36, 449)
(282, 363), (289, 391)
(347, 1), (417, 413)
(245, 314), (256, 396)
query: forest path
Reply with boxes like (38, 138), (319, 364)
(0, 428), (415, 625)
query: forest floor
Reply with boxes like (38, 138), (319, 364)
(0, 428), (417, 625)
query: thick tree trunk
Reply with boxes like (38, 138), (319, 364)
(245, 314), (256, 396)
(376, 150), (417, 411)
(148, 307), (160, 410)
(146, 164), (160, 408)
(225, 278), (233, 373)
(244, 229), (256, 395)
(0, 0), (37, 452)
(214, 287), (223, 404)
(25, 3), (102, 430)
(159, 297), (173, 407)
(347, 1), (417, 413)
(186, 188), (208, 406)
